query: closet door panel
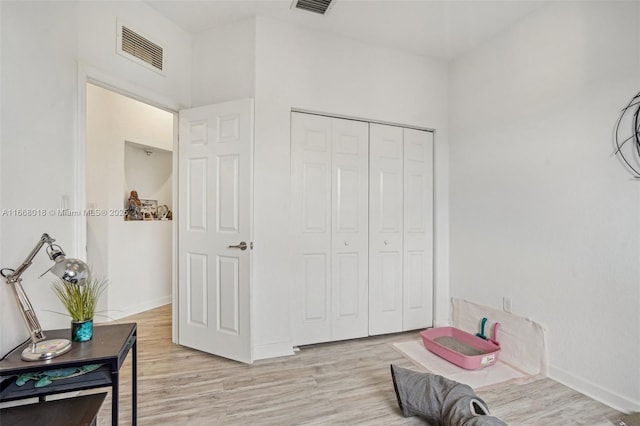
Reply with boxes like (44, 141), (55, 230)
(293, 114), (435, 343)
(291, 113), (332, 345)
(369, 123), (404, 335)
(403, 128), (434, 330)
(331, 118), (369, 341)
(303, 254), (329, 320)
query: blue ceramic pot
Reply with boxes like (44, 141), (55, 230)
(71, 319), (94, 342)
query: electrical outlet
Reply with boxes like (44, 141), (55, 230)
(503, 297), (512, 313)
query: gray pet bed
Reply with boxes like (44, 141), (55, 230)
(390, 364), (508, 425)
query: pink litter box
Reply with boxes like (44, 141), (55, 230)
(420, 324), (501, 370)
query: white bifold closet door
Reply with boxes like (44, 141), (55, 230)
(369, 123), (434, 335)
(291, 112), (369, 345)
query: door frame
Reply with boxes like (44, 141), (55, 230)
(75, 62), (181, 341)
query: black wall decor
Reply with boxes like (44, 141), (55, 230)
(614, 91), (640, 178)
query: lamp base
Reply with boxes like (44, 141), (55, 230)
(21, 338), (72, 361)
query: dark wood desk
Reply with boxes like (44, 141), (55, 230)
(0, 323), (137, 426)
(1, 392), (106, 426)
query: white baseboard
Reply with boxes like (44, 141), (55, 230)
(253, 341), (295, 361)
(434, 318), (450, 328)
(549, 364), (640, 413)
(99, 296), (172, 322)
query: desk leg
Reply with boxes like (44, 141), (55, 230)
(112, 370), (119, 426)
(132, 337), (137, 426)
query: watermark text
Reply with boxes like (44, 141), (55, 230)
(2, 208), (127, 217)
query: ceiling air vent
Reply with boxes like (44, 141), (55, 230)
(117, 22), (165, 74)
(294, 0), (334, 15)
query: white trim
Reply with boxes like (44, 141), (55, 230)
(431, 129), (439, 328)
(434, 319), (450, 328)
(291, 108), (435, 133)
(253, 341), (296, 361)
(75, 61), (180, 340)
(74, 64), (88, 260)
(171, 113), (179, 345)
(77, 62), (180, 114)
(101, 298), (172, 323)
(248, 99), (256, 362)
(548, 364), (640, 413)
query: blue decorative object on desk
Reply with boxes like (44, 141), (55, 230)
(72, 319), (93, 342)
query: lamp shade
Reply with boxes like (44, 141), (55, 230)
(49, 256), (89, 285)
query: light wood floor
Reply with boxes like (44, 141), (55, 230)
(93, 305), (623, 425)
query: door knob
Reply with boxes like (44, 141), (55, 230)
(384, 240), (389, 245)
(228, 241), (248, 251)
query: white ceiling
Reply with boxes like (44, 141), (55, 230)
(145, 0), (551, 61)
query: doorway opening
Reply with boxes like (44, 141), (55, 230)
(85, 82), (175, 323)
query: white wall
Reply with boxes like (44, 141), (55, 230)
(124, 142), (173, 211)
(449, 1), (640, 411)
(251, 18), (450, 358)
(87, 84), (173, 320)
(0, 1), (190, 354)
(192, 18), (256, 107)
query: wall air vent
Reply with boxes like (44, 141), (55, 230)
(294, 0), (334, 15)
(117, 21), (165, 74)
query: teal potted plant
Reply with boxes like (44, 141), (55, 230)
(52, 275), (108, 342)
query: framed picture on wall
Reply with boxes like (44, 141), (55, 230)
(140, 199), (157, 220)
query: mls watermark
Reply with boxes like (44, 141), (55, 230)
(1, 208), (128, 217)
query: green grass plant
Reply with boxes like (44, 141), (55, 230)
(51, 276), (108, 322)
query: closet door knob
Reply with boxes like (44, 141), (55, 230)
(384, 240), (389, 245)
(344, 241), (349, 246)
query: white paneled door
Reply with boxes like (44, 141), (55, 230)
(369, 123), (404, 335)
(369, 123), (434, 335)
(291, 113), (332, 344)
(331, 117), (369, 341)
(291, 112), (369, 345)
(178, 99), (253, 363)
(403, 128), (434, 331)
